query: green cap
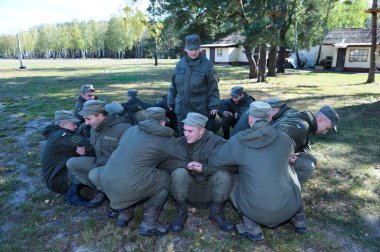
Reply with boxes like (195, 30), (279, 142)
(146, 107), (167, 121)
(248, 101), (271, 119)
(182, 112), (208, 128)
(105, 102), (124, 114)
(185, 34), (201, 50)
(231, 86), (244, 97)
(78, 100), (106, 116)
(55, 110), (80, 123)
(319, 105), (339, 132)
(80, 84), (95, 94)
(264, 98), (285, 108)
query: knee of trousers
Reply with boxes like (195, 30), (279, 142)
(170, 168), (191, 184)
(88, 167), (103, 191)
(210, 171), (232, 201)
(170, 168), (191, 201)
(66, 157), (78, 174)
(293, 156), (316, 184)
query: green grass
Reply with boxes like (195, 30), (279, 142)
(0, 59), (379, 251)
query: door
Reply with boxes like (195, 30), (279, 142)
(210, 48), (215, 63)
(336, 48), (346, 69)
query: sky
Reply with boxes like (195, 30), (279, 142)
(0, 0), (150, 34)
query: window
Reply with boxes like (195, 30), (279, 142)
(349, 49), (368, 62)
(217, 48), (223, 57)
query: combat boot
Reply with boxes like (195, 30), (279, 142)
(236, 215), (264, 242)
(291, 204), (307, 234)
(87, 190), (106, 208)
(139, 206), (169, 237)
(171, 200), (188, 232)
(209, 202), (235, 232)
(116, 207), (135, 227)
(64, 183), (90, 207)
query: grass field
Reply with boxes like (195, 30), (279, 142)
(0, 59), (379, 251)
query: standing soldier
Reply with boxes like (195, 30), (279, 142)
(167, 34), (220, 135)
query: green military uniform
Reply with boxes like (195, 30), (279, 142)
(272, 111), (318, 183)
(67, 113), (131, 187)
(171, 130), (232, 206)
(208, 120), (302, 227)
(41, 124), (89, 194)
(89, 120), (187, 210)
(167, 53), (220, 133)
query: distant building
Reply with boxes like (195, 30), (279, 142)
(321, 28), (380, 71)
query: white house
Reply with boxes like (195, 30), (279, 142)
(201, 33), (250, 65)
(321, 28), (380, 71)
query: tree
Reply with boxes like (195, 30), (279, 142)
(366, 0), (378, 83)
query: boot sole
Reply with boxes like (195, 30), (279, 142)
(171, 215), (188, 232)
(139, 228), (169, 237)
(240, 232), (265, 242)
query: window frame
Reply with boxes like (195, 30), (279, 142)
(348, 49), (368, 62)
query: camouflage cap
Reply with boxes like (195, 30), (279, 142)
(127, 88), (138, 98)
(146, 107), (167, 121)
(264, 98), (285, 108)
(78, 100), (106, 117)
(248, 101), (271, 119)
(182, 112), (208, 128)
(185, 34), (201, 50)
(80, 84), (95, 94)
(105, 102), (124, 114)
(55, 110), (80, 123)
(319, 105), (339, 132)
(231, 86), (244, 97)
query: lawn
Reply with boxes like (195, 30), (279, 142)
(0, 59), (379, 251)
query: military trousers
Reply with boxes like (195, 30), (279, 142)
(46, 166), (73, 194)
(292, 152), (317, 184)
(170, 168), (231, 205)
(221, 116), (238, 139)
(66, 156), (97, 189)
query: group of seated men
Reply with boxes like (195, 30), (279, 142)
(41, 83), (339, 241)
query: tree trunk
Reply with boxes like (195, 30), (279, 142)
(295, 49), (301, 69)
(243, 45), (257, 79)
(267, 45), (277, 77)
(257, 44), (267, 82)
(367, 0), (377, 83)
(277, 26), (287, 73)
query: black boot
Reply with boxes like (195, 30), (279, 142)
(116, 207), (135, 227)
(209, 202), (235, 232)
(107, 208), (119, 219)
(171, 200), (188, 232)
(139, 206), (169, 237)
(291, 204), (306, 234)
(236, 215), (264, 242)
(64, 183), (90, 207)
(87, 190), (106, 208)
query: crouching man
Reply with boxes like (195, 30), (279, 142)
(190, 101), (304, 241)
(89, 107), (187, 236)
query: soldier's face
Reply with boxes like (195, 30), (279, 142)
(183, 124), (205, 144)
(186, 49), (201, 59)
(316, 116), (333, 134)
(231, 94), (244, 104)
(84, 114), (105, 129)
(60, 121), (77, 132)
(82, 91), (96, 101)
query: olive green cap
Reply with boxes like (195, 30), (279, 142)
(182, 112), (208, 128)
(55, 110), (80, 123)
(185, 34), (201, 50)
(319, 105), (339, 132)
(146, 107), (167, 121)
(80, 84), (95, 94)
(78, 100), (106, 116)
(248, 101), (271, 119)
(264, 98), (285, 108)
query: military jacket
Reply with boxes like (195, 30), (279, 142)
(167, 54), (220, 120)
(74, 95), (98, 122)
(41, 125), (90, 194)
(90, 113), (131, 166)
(96, 120), (187, 209)
(208, 121), (302, 227)
(218, 92), (255, 119)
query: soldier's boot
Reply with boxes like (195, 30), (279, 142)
(209, 202), (235, 232)
(170, 200), (188, 232)
(116, 206), (135, 227)
(139, 206), (169, 237)
(236, 215), (264, 242)
(87, 190), (106, 208)
(64, 183), (90, 207)
(107, 208), (119, 219)
(291, 204), (307, 234)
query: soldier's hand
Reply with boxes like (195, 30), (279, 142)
(223, 111), (231, 117)
(76, 146), (86, 156)
(168, 105), (174, 111)
(187, 161), (203, 172)
(289, 153), (299, 164)
(210, 109), (218, 116)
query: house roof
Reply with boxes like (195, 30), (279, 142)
(323, 28), (380, 45)
(201, 33), (245, 48)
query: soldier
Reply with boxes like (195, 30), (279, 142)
(155, 94), (179, 133)
(272, 105), (339, 184)
(190, 101), (304, 241)
(170, 112), (234, 233)
(74, 84), (97, 123)
(231, 98), (298, 136)
(218, 86), (255, 139)
(121, 88), (152, 124)
(167, 34), (220, 135)
(67, 100), (131, 208)
(88, 107), (187, 236)
(41, 110), (91, 206)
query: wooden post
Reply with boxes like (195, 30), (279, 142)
(16, 34), (26, 69)
(366, 1), (380, 83)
